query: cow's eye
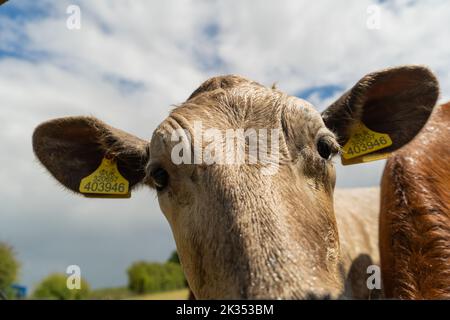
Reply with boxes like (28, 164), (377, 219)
(317, 137), (337, 160)
(151, 168), (169, 191)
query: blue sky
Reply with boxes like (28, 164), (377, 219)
(1, 0), (449, 291)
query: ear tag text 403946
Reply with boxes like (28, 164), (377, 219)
(79, 157), (130, 198)
(341, 122), (393, 166)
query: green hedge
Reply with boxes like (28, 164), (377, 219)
(0, 242), (20, 294)
(33, 273), (90, 300)
(127, 262), (186, 294)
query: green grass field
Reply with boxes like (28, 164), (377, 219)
(129, 288), (189, 300)
(88, 287), (189, 300)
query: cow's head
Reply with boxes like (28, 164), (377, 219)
(33, 66), (438, 298)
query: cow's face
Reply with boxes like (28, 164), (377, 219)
(147, 79), (341, 298)
(33, 66), (438, 299)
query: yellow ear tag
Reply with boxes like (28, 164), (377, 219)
(341, 122), (393, 166)
(79, 158), (131, 198)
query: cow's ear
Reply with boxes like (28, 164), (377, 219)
(321, 65), (439, 151)
(32, 116), (149, 194)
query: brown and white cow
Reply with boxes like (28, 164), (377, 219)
(32, 66), (438, 299)
(380, 102), (450, 299)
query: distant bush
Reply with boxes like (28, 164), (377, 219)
(0, 242), (20, 294)
(33, 273), (90, 300)
(127, 261), (186, 294)
(167, 250), (180, 264)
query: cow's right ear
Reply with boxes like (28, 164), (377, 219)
(321, 65), (439, 152)
(32, 116), (149, 194)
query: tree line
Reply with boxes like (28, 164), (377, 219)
(0, 241), (186, 299)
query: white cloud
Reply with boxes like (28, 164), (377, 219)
(1, 0), (449, 289)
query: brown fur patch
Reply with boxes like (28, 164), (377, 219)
(380, 103), (450, 299)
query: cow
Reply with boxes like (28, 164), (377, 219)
(32, 65), (438, 299)
(380, 102), (450, 299)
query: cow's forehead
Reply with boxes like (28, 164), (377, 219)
(172, 80), (322, 129)
(150, 77), (329, 160)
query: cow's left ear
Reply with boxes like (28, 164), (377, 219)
(321, 65), (439, 151)
(32, 116), (149, 194)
